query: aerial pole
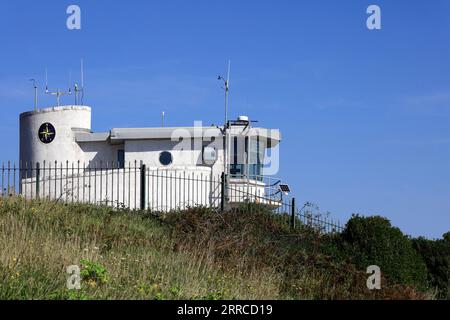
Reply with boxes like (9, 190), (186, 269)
(30, 79), (38, 111)
(74, 60), (85, 105)
(218, 60), (231, 176)
(45, 67), (72, 107)
(80, 59), (85, 105)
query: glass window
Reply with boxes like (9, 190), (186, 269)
(159, 151), (173, 166)
(248, 136), (265, 180)
(230, 137), (244, 178)
(117, 150), (125, 169)
(228, 136), (265, 180)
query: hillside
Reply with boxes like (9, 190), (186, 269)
(0, 197), (448, 300)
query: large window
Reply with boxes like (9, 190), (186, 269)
(248, 136), (264, 180)
(229, 136), (265, 181)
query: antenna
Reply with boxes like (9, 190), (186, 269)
(45, 68), (72, 107)
(218, 60), (231, 176)
(45, 68), (49, 93)
(81, 59), (84, 88)
(218, 60), (231, 126)
(161, 111), (165, 127)
(226, 59), (231, 91)
(71, 60), (85, 105)
(68, 71), (72, 96)
(80, 59), (85, 104)
(30, 79), (38, 111)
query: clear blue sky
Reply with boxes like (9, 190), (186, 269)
(0, 0), (449, 239)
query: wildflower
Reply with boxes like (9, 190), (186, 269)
(87, 279), (97, 288)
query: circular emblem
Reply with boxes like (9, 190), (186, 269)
(38, 123), (56, 144)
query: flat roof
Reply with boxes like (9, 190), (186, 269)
(75, 126), (281, 145)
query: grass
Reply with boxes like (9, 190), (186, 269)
(0, 197), (432, 300)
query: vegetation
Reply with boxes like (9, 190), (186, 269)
(412, 237), (450, 299)
(329, 215), (428, 287)
(0, 197), (448, 300)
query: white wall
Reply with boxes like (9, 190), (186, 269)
(124, 138), (225, 175)
(78, 141), (124, 166)
(20, 106), (91, 168)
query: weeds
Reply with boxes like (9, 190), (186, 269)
(0, 197), (436, 300)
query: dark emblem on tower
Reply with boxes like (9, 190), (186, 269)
(38, 123), (56, 144)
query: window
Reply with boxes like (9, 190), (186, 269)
(229, 136), (265, 181)
(230, 137), (244, 177)
(117, 150), (125, 169)
(159, 151), (173, 166)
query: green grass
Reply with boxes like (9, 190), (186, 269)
(0, 197), (436, 300)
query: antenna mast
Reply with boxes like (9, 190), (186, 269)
(45, 68), (72, 107)
(80, 59), (85, 104)
(73, 59), (85, 105)
(225, 60), (230, 127)
(218, 60), (231, 176)
(30, 79), (38, 111)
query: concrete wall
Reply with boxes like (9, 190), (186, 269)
(20, 106), (91, 168)
(78, 141), (124, 166)
(124, 138), (225, 176)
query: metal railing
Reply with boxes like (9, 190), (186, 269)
(1, 161), (344, 234)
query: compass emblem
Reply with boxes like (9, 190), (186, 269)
(38, 123), (56, 144)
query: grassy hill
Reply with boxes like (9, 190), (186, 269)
(0, 197), (448, 300)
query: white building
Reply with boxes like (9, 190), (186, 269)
(19, 105), (283, 211)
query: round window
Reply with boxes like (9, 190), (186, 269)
(159, 151), (173, 166)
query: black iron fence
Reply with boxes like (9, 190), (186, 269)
(1, 161), (344, 234)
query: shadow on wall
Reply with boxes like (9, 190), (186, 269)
(78, 142), (124, 168)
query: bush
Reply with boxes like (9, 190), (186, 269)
(337, 215), (428, 289)
(443, 232), (450, 243)
(412, 235), (450, 299)
(80, 259), (108, 286)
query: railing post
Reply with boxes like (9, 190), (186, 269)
(220, 172), (226, 212)
(291, 197), (296, 230)
(140, 163), (146, 211)
(35, 162), (40, 199)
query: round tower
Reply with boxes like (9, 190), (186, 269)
(20, 106), (91, 166)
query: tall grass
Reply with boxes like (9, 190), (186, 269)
(0, 197), (428, 300)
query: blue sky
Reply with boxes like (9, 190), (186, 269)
(0, 0), (449, 238)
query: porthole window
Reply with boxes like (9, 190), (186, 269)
(159, 151), (173, 166)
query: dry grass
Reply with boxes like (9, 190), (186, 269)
(0, 197), (429, 300)
(0, 197), (282, 300)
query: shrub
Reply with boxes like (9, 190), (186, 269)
(443, 232), (450, 243)
(337, 215), (428, 289)
(412, 235), (450, 299)
(80, 259), (108, 286)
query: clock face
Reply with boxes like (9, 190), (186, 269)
(38, 123), (56, 144)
